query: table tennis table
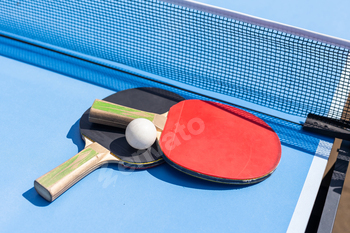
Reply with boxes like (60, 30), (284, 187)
(1, 1), (350, 232)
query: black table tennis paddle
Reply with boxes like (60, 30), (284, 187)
(34, 87), (184, 202)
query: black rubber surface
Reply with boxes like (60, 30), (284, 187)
(79, 87), (184, 168)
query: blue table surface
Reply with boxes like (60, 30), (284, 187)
(0, 1), (347, 232)
(0, 54), (332, 233)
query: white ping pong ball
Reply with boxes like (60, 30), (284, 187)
(125, 118), (157, 150)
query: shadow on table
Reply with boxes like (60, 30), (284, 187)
(66, 119), (85, 151)
(22, 187), (51, 207)
(147, 162), (258, 190)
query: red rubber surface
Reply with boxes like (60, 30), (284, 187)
(159, 100), (281, 181)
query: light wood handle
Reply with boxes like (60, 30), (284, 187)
(89, 99), (158, 128)
(34, 142), (111, 202)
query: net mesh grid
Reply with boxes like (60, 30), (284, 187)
(0, 0), (349, 120)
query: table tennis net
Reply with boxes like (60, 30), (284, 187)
(1, 0), (350, 121)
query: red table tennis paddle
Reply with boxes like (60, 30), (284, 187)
(34, 88), (184, 201)
(89, 98), (281, 184)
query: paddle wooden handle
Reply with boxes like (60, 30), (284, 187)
(34, 142), (111, 202)
(89, 99), (158, 128)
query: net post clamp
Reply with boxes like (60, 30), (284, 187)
(303, 113), (350, 140)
